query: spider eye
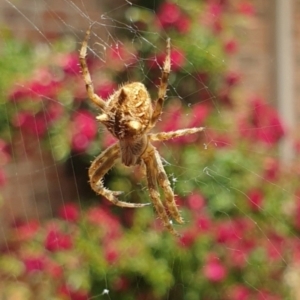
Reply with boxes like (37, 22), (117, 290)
(128, 120), (142, 132)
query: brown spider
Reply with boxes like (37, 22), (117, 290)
(79, 26), (205, 236)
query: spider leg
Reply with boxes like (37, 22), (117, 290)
(142, 143), (181, 236)
(149, 127), (205, 142)
(79, 26), (106, 110)
(149, 38), (171, 128)
(89, 142), (150, 208)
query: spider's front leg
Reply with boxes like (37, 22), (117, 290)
(142, 143), (182, 236)
(149, 38), (171, 128)
(79, 26), (106, 110)
(89, 142), (150, 208)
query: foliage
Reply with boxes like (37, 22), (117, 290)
(0, 0), (299, 300)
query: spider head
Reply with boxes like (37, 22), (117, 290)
(96, 82), (153, 140)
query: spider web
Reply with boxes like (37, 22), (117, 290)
(0, 0), (298, 299)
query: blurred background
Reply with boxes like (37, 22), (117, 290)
(0, 0), (300, 299)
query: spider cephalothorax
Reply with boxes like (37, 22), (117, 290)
(79, 26), (204, 236)
(96, 82), (152, 166)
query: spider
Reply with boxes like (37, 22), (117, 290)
(79, 26), (205, 236)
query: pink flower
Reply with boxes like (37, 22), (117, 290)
(223, 38), (238, 54)
(157, 2), (180, 25)
(218, 88), (232, 106)
(113, 276), (130, 291)
(0, 139), (11, 165)
(247, 189), (263, 211)
(58, 285), (89, 300)
(263, 157), (280, 181)
(179, 230), (197, 248)
(13, 112), (47, 137)
(176, 15), (191, 33)
(155, 48), (185, 72)
(215, 221), (240, 244)
(239, 96), (285, 146)
(45, 229), (72, 252)
(9, 69), (60, 101)
(187, 192), (205, 211)
(96, 81), (117, 99)
(60, 52), (81, 75)
(203, 254), (227, 282)
(195, 215), (211, 232)
(187, 103), (211, 128)
(265, 232), (284, 261)
(225, 71), (241, 86)
(229, 285), (251, 300)
(105, 247), (119, 264)
(23, 256), (45, 273)
(0, 169), (6, 186)
(47, 261), (64, 279)
(87, 206), (122, 239)
(47, 102), (64, 122)
(58, 203), (80, 222)
(13, 220), (40, 242)
(71, 110), (98, 152)
(237, 2), (255, 16)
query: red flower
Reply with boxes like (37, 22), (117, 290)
(203, 254), (227, 282)
(0, 169), (6, 186)
(187, 103), (211, 128)
(225, 71), (241, 86)
(113, 276), (130, 291)
(105, 247), (119, 264)
(87, 206), (122, 239)
(176, 15), (191, 33)
(265, 232), (284, 261)
(0, 139), (11, 165)
(247, 189), (264, 211)
(157, 2), (181, 26)
(13, 220), (40, 242)
(71, 110), (98, 152)
(9, 69), (60, 101)
(155, 48), (185, 72)
(215, 220), (240, 244)
(58, 203), (80, 222)
(45, 229), (72, 252)
(13, 112), (47, 137)
(239, 97), (285, 146)
(223, 38), (238, 54)
(96, 81), (117, 99)
(58, 284), (89, 300)
(195, 215), (211, 232)
(263, 157), (280, 181)
(187, 192), (205, 211)
(229, 285), (251, 300)
(23, 256), (45, 273)
(60, 52), (81, 75)
(179, 229), (197, 248)
(237, 2), (255, 16)
(47, 261), (64, 279)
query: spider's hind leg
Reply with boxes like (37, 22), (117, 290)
(143, 144), (183, 236)
(89, 143), (150, 208)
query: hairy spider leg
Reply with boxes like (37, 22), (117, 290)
(79, 26), (107, 110)
(143, 144), (181, 236)
(149, 38), (171, 129)
(89, 143), (150, 208)
(149, 127), (205, 142)
(152, 147), (184, 224)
